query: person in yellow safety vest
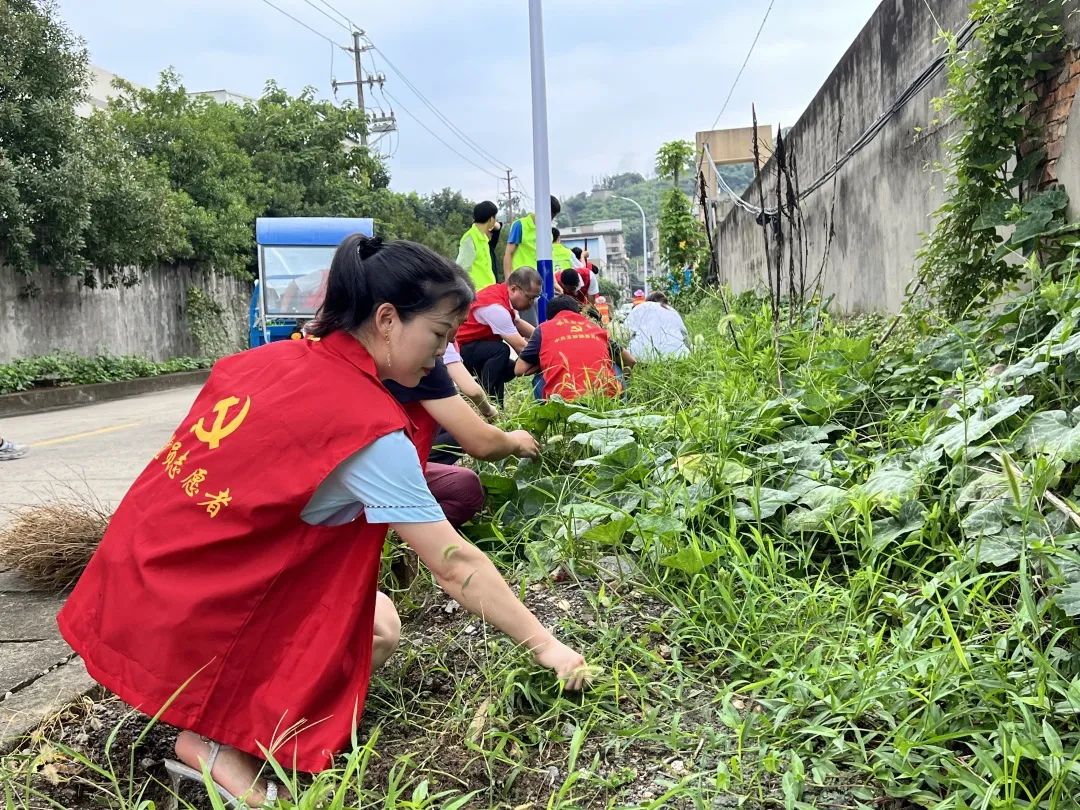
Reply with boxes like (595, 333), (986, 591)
(551, 227), (575, 272)
(503, 195), (561, 280)
(456, 201), (500, 291)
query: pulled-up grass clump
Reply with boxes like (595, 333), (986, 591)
(0, 498), (110, 589)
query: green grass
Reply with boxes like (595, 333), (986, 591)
(6, 257), (1080, 809)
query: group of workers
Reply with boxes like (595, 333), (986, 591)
(453, 194), (689, 410)
(56, 199), (693, 805)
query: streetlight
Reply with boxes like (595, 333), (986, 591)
(612, 194), (649, 296)
(528, 0), (554, 320)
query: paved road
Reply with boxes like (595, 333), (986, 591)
(0, 388), (202, 743)
(0, 386), (202, 523)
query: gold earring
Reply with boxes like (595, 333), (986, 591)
(384, 331), (392, 369)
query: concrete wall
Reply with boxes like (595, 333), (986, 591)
(713, 0), (974, 313)
(0, 265), (251, 362)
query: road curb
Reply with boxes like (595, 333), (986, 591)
(0, 656), (98, 754)
(0, 370), (211, 418)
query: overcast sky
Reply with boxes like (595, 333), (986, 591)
(56, 0), (880, 204)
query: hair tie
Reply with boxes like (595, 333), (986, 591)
(357, 235), (384, 261)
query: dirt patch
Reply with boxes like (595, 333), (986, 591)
(2, 693), (181, 809)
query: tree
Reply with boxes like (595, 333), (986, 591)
(598, 172), (646, 191)
(369, 188), (474, 260)
(597, 276), (622, 307)
(654, 140), (695, 187)
(408, 188), (474, 258)
(237, 81), (388, 218)
(657, 188), (707, 274)
(654, 143), (707, 274)
(81, 114), (187, 284)
(0, 5), (478, 287)
(0, 0), (92, 277)
(103, 71), (266, 278)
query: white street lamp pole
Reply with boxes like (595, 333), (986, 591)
(528, 0), (554, 319)
(617, 195), (648, 295)
(613, 194), (649, 296)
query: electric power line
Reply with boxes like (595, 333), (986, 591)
(309, 0), (355, 30)
(705, 15), (982, 217)
(710, 0), (778, 130)
(328, 40), (337, 92)
(513, 180), (534, 206)
(386, 129), (401, 159)
(382, 88), (503, 180)
(298, 0), (350, 33)
(254, 0), (346, 50)
(365, 38), (511, 172)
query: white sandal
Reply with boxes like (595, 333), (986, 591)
(164, 740), (280, 808)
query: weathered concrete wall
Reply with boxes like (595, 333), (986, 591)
(714, 0), (977, 313)
(0, 265), (250, 362)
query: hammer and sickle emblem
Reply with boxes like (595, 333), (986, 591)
(191, 396), (251, 450)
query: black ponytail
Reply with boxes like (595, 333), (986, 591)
(309, 234), (474, 338)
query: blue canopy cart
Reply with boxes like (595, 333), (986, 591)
(249, 217), (374, 347)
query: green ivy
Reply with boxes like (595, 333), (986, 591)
(918, 0), (1071, 318)
(184, 286), (235, 359)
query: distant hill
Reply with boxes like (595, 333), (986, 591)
(556, 165), (755, 260)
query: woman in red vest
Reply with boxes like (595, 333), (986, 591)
(57, 235), (586, 806)
(567, 248), (600, 307)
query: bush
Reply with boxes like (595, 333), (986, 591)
(0, 353), (212, 395)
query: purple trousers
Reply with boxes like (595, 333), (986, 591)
(425, 463), (485, 528)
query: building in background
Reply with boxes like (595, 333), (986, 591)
(78, 65), (253, 118)
(695, 125), (773, 228)
(189, 89), (256, 105)
(77, 65), (138, 117)
(561, 220), (631, 293)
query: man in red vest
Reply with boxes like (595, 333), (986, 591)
(456, 267), (542, 404)
(514, 295), (635, 401)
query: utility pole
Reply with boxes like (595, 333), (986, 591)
(333, 30), (397, 148)
(504, 169), (515, 223)
(496, 170), (520, 224)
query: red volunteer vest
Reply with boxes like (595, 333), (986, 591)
(538, 310), (621, 401)
(455, 282), (513, 345)
(58, 331), (415, 773)
(577, 264), (593, 297)
(404, 402), (436, 468)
